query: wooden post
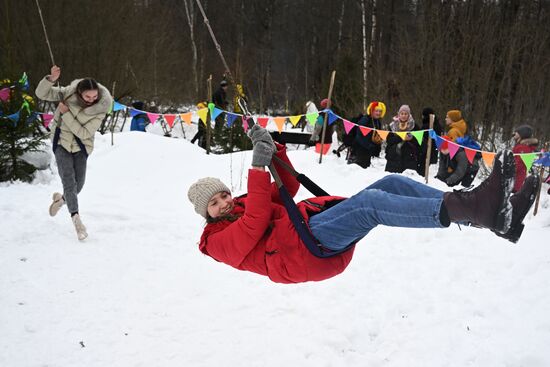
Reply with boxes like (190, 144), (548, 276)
(319, 70), (336, 164)
(533, 143), (548, 216)
(424, 114), (435, 183)
(111, 81), (116, 146)
(206, 75), (212, 155)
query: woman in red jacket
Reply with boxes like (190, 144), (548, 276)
(512, 125), (538, 193)
(188, 126), (535, 284)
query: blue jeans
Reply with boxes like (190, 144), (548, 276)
(309, 175), (445, 250)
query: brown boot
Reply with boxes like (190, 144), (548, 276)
(442, 150), (515, 233)
(494, 174), (540, 243)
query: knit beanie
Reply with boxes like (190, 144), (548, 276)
(187, 177), (230, 218)
(514, 125), (533, 140)
(398, 105), (411, 114)
(446, 110), (462, 122)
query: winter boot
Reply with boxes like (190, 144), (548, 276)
(493, 174), (540, 243)
(71, 214), (88, 241)
(442, 150), (515, 233)
(49, 192), (65, 217)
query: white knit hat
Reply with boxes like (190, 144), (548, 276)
(187, 177), (230, 218)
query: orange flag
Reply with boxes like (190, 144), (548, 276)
(273, 117), (286, 132)
(180, 112), (192, 125)
(482, 151), (496, 167)
(376, 130), (390, 141)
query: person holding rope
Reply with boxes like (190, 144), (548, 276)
(187, 125), (538, 284)
(36, 65), (113, 240)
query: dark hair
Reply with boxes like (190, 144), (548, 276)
(76, 78), (99, 95)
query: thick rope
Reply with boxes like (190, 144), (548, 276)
(35, 0), (56, 66)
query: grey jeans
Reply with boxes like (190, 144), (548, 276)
(54, 147), (88, 214)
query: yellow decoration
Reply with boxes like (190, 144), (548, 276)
(289, 115), (302, 127)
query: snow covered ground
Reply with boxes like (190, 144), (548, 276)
(1, 132), (549, 367)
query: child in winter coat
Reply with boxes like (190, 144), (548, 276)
(188, 125), (538, 284)
(385, 105), (420, 173)
(512, 125), (538, 193)
(36, 65), (113, 241)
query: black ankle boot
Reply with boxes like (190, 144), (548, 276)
(493, 174), (540, 243)
(442, 150), (515, 233)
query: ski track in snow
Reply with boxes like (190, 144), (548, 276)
(1, 131), (550, 367)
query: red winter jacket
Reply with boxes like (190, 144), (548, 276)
(198, 144), (355, 284)
(513, 138), (538, 192)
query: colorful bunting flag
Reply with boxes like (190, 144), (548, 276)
(376, 130), (389, 141)
(211, 107), (223, 121)
(289, 115), (302, 127)
(273, 116), (286, 133)
(113, 101), (126, 112)
(395, 131), (408, 141)
(207, 102), (215, 118)
(435, 135), (444, 149)
(146, 112), (160, 124)
(464, 147), (477, 164)
(197, 108), (209, 125)
(242, 116), (251, 132)
(180, 112), (192, 125)
(21, 100), (31, 114)
(257, 117), (269, 128)
(327, 111), (339, 125)
(129, 109), (142, 117)
(359, 126), (372, 136)
(0, 87), (10, 102)
(19, 72), (29, 91)
(519, 153), (537, 172)
(164, 114), (177, 128)
(429, 129), (437, 140)
(226, 113), (238, 127)
(41, 113), (54, 128)
(448, 142), (460, 158)
(534, 152), (550, 167)
(411, 130), (424, 145)
(481, 151), (495, 167)
(306, 112), (319, 126)
(343, 120), (355, 134)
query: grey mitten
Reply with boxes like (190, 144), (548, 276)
(252, 141), (275, 167)
(248, 124), (275, 147)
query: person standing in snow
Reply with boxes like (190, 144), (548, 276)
(35, 65), (113, 240)
(308, 98), (334, 148)
(187, 125), (538, 284)
(416, 107), (442, 176)
(512, 125), (538, 193)
(349, 101), (385, 168)
(385, 104), (420, 173)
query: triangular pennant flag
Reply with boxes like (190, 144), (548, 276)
(481, 151), (495, 167)
(395, 131), (408, 141)
(211, 107), (223, 121)
(19, 72), (28, 85)
(180, 112), (192, 125)
(327, 111), (339, 125)
(289, 115), (302, 127)
(0, 87), (10, 102)
(343, 120), (355, 134)
(429, 129), (437, 140)
(448, 142), (460, 158)
(257, 117), (269, 128)
(534, 152), (550, 167)
(129, 108), (142, 117)
(226, 113), (238, 127)
(519, 153), (537, 172)
(273, 116), (286, 132)
(435, 135), (444, 149)
(164, 114), (177, 128)
(464, 147), (477, 164)
(41, 113), (54, 128)
(21, 100), (31, 114)
(306, 112), (319, 126)
(146, 112), (160, 124)
(197, 108), (209, 125)
(113, 101), (126, 112)
(207, 102), (215, 117)
(359, 126), (372, 136)
(26, 112), (38, 124)
(376, 130), (389, 141)
(411, 130), (424, 145)
(6, 111), (20, 123)
(242, 116), (252, 132)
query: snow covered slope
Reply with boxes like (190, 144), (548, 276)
(1, 132), (549, 367)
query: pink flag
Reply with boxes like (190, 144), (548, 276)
(242, 116), (250, 132)
(448, 142), (460, 159)
(164, 114), (177, 128)
(42, 113), (54, 128)
(257, 117), (269, 128)
(147, 112), (160, 124)
(0, 87), (10, 102)
(343, 120), (355, 134)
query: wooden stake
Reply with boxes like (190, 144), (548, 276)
(424, 114), (435, 183)
(111, 81), (116, 146)
(206, 75), (212, 155)
(319, 70), (336, 164)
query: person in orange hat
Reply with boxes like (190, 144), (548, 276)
(348, 101), (386, 168)
(445, 109), (468, 142)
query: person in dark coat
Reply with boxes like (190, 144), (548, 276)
(187, 125), (537, 284)
(512, 125), (538, 193)
(417, 107), (443, 176)
(212, 80), (228, 110)
(349, 101), (385, 168)
(385, 105), (420, 173)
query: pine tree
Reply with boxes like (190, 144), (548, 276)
(0, 74), (45, 182)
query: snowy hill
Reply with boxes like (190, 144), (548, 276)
(1, 132), (549, 367)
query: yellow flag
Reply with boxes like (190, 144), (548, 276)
(274, 117), (286, 132)
(180, 112), (192, 125)
(197, 108), (209, 125)
(376, 130), (390, 141)
(482, 151), (495, 167)
(395, 131), (408, 141)
(289, 115), (302, 127)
